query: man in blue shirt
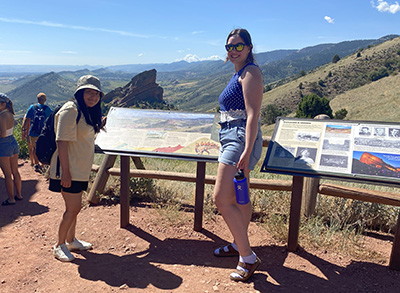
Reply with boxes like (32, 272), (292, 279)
(22, 92), (52, 172)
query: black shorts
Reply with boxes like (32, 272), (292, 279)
(49, 179), (88, 194)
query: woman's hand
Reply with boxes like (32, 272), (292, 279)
(236, 151), (251, 173)
(101, 116), (107, 128)
(57, 140), (71, 188)
(61, 171), (72, 188)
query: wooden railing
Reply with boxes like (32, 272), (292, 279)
(89, 137), (400, 270)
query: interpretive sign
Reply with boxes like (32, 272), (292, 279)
(261, 117), (400, 185)
(95, 107), (220, 161)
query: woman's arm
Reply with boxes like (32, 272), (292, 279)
(21, 116), (31, 140)
(237, 65), (263, 172)
(57, 140), (71, 188)
(0, 116), (6, 138)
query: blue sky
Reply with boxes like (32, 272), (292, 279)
(0, 0), (399, 66)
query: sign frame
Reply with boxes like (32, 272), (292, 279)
(261, 117), (400, 187)
(95, 107), (220, 163)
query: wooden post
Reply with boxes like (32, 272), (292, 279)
(389, 211), (400, 270)
(194, 161), (206, 232)
(120, 156), (130, 228)
(302, 177), (319, 217)
(87, 154), (117, 204)
(131, 156), (145, 170)
(302, 114), (330, 217)
(288, 176), (304, 252)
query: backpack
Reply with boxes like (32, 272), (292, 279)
(30, 104), (49, 135)
(36, 103), (81, 166)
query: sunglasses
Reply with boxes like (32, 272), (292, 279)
(225, 43), (246, 52)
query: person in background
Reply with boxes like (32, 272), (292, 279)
(0, 93), (22, 205)
(212, 28), (263, 282)
(50, 75), (104, 262)
(22, 92), (52, 172)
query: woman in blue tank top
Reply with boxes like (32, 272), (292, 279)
(213, 29), (263, 282)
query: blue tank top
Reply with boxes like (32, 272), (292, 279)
(218, 63), (257, 112)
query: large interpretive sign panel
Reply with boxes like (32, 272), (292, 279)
(95, 107), (220, 161)
(261, 117), (400, 185)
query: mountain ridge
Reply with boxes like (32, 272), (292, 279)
(1, 34), (399, 114)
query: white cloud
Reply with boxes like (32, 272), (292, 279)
(179, 54), (222, 63)
(61, 51), (77, 54)
(324, 16), (335, 24)
(371, 0), (400, 14)
(0, 17), (149, 38)
(192, 30), (205, 35)
(183, 54), (200, 62)
(138, 53), (144, 57)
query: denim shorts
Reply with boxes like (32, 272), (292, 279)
(218, 119), (263, 170)
(0, 135), (20, 157)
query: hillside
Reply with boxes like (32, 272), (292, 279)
(162, 36), (396, 111)
(6, 72), (75, 107)
(330, 73), (400, 122)
(262, 36), (400, 121)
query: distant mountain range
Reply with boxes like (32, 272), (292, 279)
(1, 34), (398, 112)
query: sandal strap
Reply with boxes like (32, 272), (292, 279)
(230, 257), (261, 282)
(214, 243), (239, 257)
(237, 262), (250, 273)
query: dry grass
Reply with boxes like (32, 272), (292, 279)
(330, 73), (400, 122)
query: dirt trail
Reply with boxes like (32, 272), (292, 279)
(1, 160), (400, 292)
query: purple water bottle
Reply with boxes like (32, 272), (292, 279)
(233, 169), (250, 205)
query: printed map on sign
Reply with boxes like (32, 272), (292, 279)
(95, 107), (220, 160)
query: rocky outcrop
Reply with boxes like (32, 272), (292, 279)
(103, 69), (163, 107)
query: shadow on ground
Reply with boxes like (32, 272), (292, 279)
(0, 177), (49, 228)
(72, 224), (400, 292)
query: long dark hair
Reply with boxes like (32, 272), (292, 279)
(226, 28), (255, 64)
(74, 89), (103, 133)
(0, 93), (15, 115)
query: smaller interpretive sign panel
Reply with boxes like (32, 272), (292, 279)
(95, 107), (220, 161)
(261, 117), (400, 185)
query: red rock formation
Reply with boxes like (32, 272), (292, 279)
(103, 69), (163, 107)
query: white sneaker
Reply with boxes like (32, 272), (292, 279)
(53, 244), (75, 262)
(66, 238), (92, 251)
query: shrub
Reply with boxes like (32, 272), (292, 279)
(261, 104), (289, 125)
(334, 108), (348, 120)
(295, 93), (333, 118)
(13, 120), (29, 159)
(370, 67), (389, 81)
(332, 54), (341, 63)
(264, 84), (272, 92)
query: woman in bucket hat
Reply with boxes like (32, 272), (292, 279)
(51, 75), (105, 262)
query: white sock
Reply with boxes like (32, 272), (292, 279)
(239, 252), (257, 265)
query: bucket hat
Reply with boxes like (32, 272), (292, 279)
(74, 75), (104, 98)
